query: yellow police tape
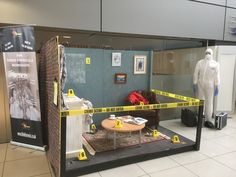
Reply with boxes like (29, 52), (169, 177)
(60, 100), (204, 117)
(151, 89), (199, 102)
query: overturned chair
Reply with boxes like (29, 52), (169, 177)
(126, 90), (160, 129)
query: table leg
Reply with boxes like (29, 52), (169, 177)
(113, 131), (116, 150)
(139, 130), (141, 146)
(106, 130), (109, 139)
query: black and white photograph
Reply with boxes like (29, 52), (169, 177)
(4, 52), (41, 122)
(112, 52), (122, 66)
(134, 55), (147, 74)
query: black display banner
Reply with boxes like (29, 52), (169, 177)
(2, 26), (35, 52)
(1, 26), (44, 149)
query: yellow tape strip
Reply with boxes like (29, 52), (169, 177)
(60, 100), (204, 117)
(151, 89), (199, 102)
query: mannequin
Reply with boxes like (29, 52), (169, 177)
(193, 48), (220, 128)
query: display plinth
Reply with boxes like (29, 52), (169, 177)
(39, 37), (204, 177)
(59, 104), (203, 177)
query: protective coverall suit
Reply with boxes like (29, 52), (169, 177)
(193, 48), (220, 127)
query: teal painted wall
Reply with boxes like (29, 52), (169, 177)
(64, 48), (151, 124)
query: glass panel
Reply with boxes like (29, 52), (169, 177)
(152, 47), (206, 120)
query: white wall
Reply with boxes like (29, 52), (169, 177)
(227, 0), (236, 8)
(194, 0), (226, 5)
(102, 0), (225, 40)
(0, 0), (101, 31)
(216, 46), (236, 113)
(1, 0), (236, 41)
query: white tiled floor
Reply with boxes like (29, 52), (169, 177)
(0, 113), (235, 177)
(149, 166), (197, 177)
(185, 159), (236, 177)
(99, 164), (146, 177)
(137, 157), (179, 173)
(0, 143), (51, 177)
(79, 112), (236, 177)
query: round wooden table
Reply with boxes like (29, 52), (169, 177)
(101, 117), (145, 149)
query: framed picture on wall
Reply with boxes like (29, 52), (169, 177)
(114, 73), (127, 84)
(112, 52), (121, 66)
(134, 55), (147, 74)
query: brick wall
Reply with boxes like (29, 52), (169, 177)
(39, 36), (61, 177)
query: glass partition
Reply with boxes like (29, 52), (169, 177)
(151, 47), (206, 120)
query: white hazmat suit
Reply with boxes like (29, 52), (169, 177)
(193, 48), (220, 126)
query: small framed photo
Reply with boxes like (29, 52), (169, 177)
(112, 52), (121, 66)
(134, 55), (147, 74)
(114, 73), (127, 84)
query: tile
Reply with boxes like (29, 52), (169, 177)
(99, 164), (145, 177)
(227, 117), (236, 122)
(137, 157), (179, 174)
(219, 126), (236, 135)
(3, 156), (50, 177)
(0, 163), (3, 176)
(228, 123), (236, 129)
(228, 115), (236, 119)
(227, 117), (236, 128)
(229, 133), (236, 138)
(6, 144), (45, 161)
(214, 152), (236, 170)
(184, 159), (236, 177)
(201, 128), (226, 140)
(170, 130), (197, 141)
(0, 143), (7, 163)
(79, 172), (101, 177)
(211, 135), (236, 151)
(170, 128), (196, 135)
(160, 120), (207, 141)
(170, 151), (208, 165)
(160, 119), (180, 127)
(199, 139), (232, 157)
(35, 174), (52, 177)
(178, 133), (196, 141)
(149, 166), (197, 177)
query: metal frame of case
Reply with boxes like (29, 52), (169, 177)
(39, 37), (205, 177)
(59, 102), (204, 177)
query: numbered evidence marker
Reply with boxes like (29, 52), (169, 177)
(78, 149), (87, 160)
(171, 135), (180, 144)
(115, 119), (123, 128)
(90, 124), (97, 133)
(67, 89), (75, 97)
(86, 57), (91, 64)
(152, 129), (159, 137)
